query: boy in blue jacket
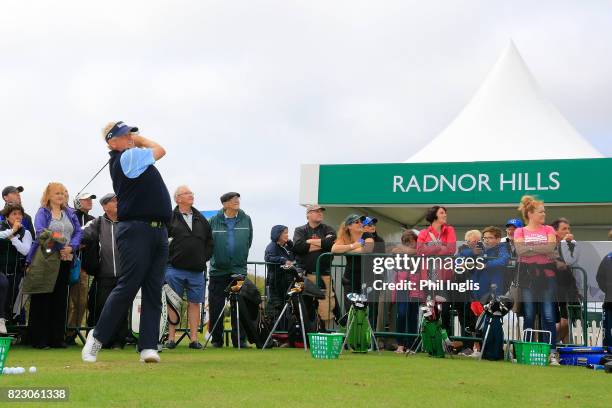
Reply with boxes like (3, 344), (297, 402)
(475, 226), (510, 300)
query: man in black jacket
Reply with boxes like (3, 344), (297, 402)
(82, 193), (128, 348)
(292, 205), (337, 328)
(165, 185), (213, 349)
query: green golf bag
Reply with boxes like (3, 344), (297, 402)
(345, 305), (372, 353)
(421, 318), (450, 358)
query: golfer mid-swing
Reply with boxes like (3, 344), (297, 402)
(82, 121), (172, 363)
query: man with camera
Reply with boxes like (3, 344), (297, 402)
(264, 225), (295, 329)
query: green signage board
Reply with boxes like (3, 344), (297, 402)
(318, 158), (612, 205)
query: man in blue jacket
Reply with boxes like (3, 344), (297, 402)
(208, 192), (253, 348)
(82, 121), (171, 364)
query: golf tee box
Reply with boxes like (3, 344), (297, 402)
(557, 347), (609, 366)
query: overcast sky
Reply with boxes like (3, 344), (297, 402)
(2, 1), (611, 260)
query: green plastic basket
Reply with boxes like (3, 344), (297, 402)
(308, 333), (344, 359)
(0, 337), (12, 374)
(514, 341), (551, 366)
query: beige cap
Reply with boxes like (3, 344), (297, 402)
(306, 204), (326, 214)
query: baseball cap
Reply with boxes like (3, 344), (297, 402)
(220, 192), (240, 203)
(99, 193), (116, 206)
(363, 216), (378, 226)
(76, 192), (97, 200)
(505, 218), (524, 228)
(306, 204), (326, 214)
(344, 214), (366, 225)
(105, 121), (139, 142)
(2, 186), (24, 197)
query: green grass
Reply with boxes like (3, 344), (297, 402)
(1, 343), (611, 407)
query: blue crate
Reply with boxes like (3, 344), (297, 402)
(558, 346), (608, 366)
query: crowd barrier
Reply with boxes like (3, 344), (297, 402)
(314, 253), (601, 349)
(3, 258), (605, 350)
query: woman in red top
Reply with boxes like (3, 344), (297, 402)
(415, 206), (457, 330)
(514, 195), (558, 361)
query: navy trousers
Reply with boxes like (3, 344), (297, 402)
(93, 221), (168, 351)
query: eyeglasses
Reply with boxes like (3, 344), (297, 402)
(178, 192), (194, 197)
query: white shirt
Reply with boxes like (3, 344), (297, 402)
(0, 228), (33, 256)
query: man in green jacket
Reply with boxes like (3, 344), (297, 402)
(208, 192), (253, 347)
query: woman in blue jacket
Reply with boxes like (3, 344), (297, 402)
(27, 183), (82, 349)
(264, 225), (295, 325)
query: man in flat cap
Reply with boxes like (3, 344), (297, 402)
(82, 121), (171, 364)
(1, 185), (35, 239)
(207, 192), (253, 348)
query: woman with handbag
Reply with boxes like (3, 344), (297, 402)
(25, 183), (82, 349)
(513, 195), (559, 364)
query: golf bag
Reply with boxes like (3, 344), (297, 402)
(476, 315), (504, 360)
(345, 301), (372, 353)
(476, 285), (514, 361)
(420, 298), (452, 358)
(287, 276), (323, 347)
(228, 275), (267, 348)
(163, 283), (182, 325)
(130, 288), (168, 346)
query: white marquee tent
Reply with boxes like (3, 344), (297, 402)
(300, 42), (611, 242)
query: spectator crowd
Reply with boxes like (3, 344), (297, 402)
(1, 179), (611, 363)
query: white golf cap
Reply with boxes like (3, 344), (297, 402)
(77, 192), (97, 200)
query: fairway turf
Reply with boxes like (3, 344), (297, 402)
(1, 343), (610, 407)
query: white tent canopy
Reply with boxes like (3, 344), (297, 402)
(299, 42), (610, 241)
(407, 41), (602, 163)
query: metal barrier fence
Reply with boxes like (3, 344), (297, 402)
(314, 252), (600, 348)
(5, 261), (273, 346)
(4, 258), (604, 350)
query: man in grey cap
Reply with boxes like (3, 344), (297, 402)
(81, 193), (128, 348)
(207, 192), (253, 347)
(292, 205), (337, 328)
(1, 185), (34, 239)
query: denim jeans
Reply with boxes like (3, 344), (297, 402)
(396, 292), (420, 347)
(521, 277), (557, 348)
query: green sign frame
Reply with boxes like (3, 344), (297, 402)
(318, 158), (612, 205)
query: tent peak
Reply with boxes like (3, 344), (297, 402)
(407, 42), (602, 163)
